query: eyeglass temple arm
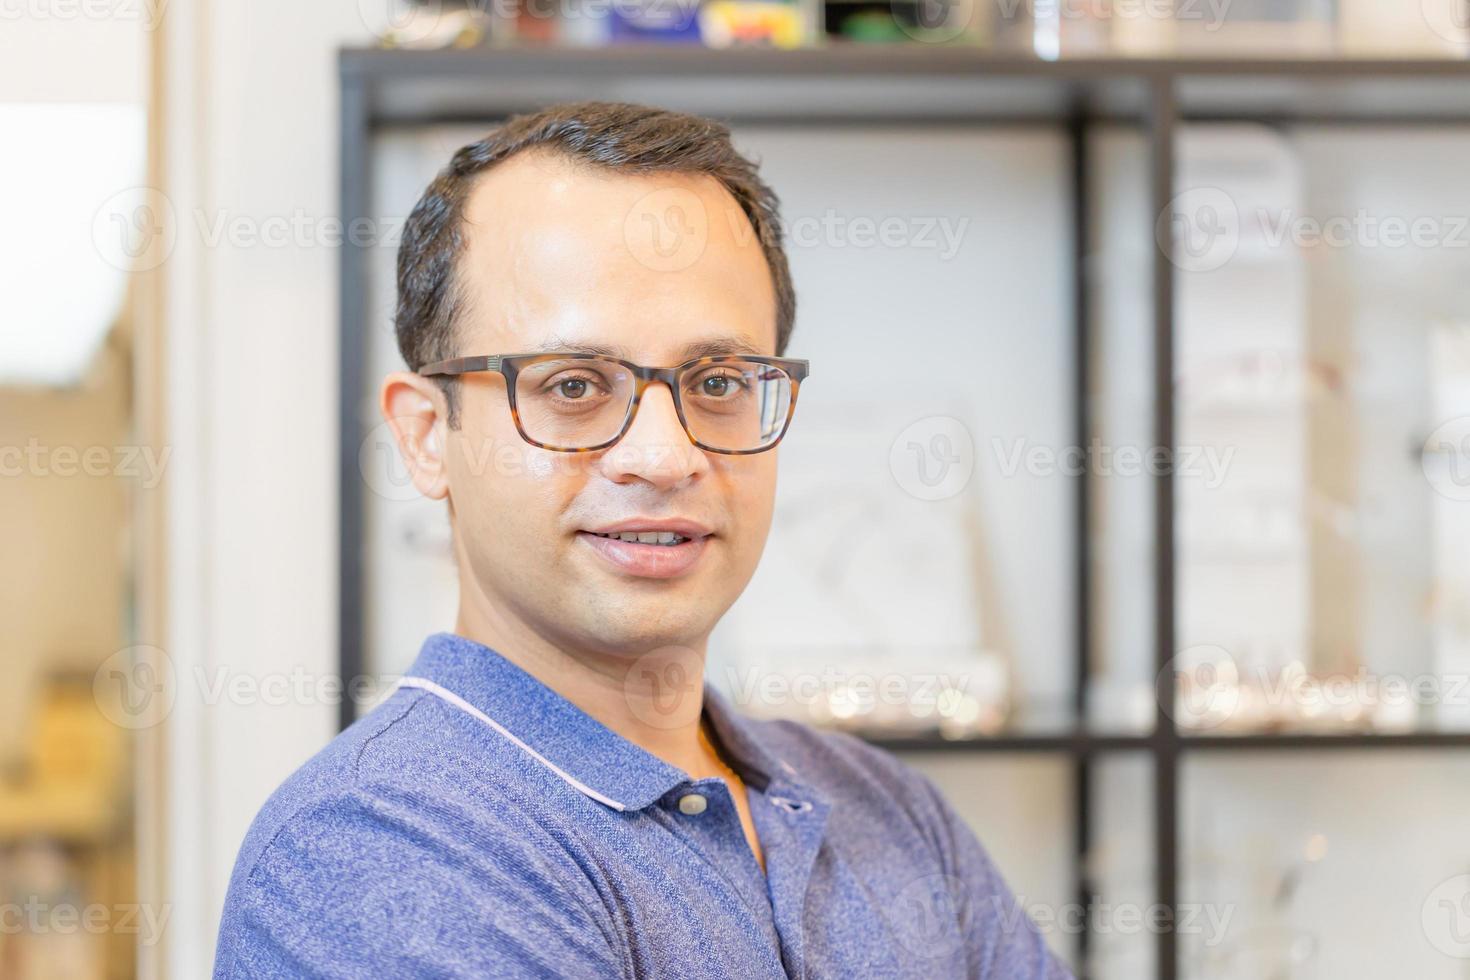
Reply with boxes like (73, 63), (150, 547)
(417, 356), (501, 377)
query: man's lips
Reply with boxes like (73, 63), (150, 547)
(576, 519), (714, 579)
(582, 518), (714, 539)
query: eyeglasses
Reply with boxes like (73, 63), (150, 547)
(418, 352), (810, 455)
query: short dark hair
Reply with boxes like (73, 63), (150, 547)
(393, 100), (798, 428)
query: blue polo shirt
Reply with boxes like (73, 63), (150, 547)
(213, 632), (1073, 978)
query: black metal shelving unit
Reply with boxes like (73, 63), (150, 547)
(337, 46), (1470, 979)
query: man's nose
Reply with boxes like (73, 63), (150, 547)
(599, 382), (706, 488)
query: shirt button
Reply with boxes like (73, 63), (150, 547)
(677, 793), (708, 815)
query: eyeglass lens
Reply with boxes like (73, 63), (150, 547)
(512, 358), (794, 452)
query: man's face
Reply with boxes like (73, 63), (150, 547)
(437, 150), (781, 659)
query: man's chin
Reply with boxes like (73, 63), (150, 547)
(597, 611), (713, 652)
(554, 589), (721, 659)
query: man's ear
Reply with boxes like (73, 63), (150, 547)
(380, 371), (451, 501)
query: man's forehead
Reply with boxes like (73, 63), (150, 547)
(460, 148), (733, 228)
(453, 149), (779, 356)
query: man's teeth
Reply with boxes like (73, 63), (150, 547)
(591, 530), (690, 546)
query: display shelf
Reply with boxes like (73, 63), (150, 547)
(871, 729), (1470, 753)
(867, 730), (1155, 753)
(341, 46), (1470, 125)
(1179, 730), (1470, 750)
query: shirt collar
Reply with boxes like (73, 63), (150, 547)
(701, 683), (801, 790)
(400, 631), (799, 812)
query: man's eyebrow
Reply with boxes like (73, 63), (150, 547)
(532, 338), (628, 357)
(531, 335), (769, 360)
(677, 336), (767, 359)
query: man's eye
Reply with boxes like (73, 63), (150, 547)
(546, 374), (602, 399)
(691, 371), (746, 398)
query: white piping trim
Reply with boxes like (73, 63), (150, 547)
(395, 675), (628, 812)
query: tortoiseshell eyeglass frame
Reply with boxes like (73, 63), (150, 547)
(417, 352), (811, 455)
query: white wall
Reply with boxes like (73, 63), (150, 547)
(0, 8), (145, 102)
(155, 2), (373, 977)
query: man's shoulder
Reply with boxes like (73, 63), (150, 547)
(227, 682), (542, 864)
(212, 688), (621, 979)
(224, 687), (432, 877)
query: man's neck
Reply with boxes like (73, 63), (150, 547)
(454, 596), (724, 780)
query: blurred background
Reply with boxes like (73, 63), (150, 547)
(6, 1), (1470, 978)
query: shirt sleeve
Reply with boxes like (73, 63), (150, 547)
(910, 771), (1077, 980)
(212, 786), (627, 980)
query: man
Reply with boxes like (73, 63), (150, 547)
(214, 100), (1072, 979)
